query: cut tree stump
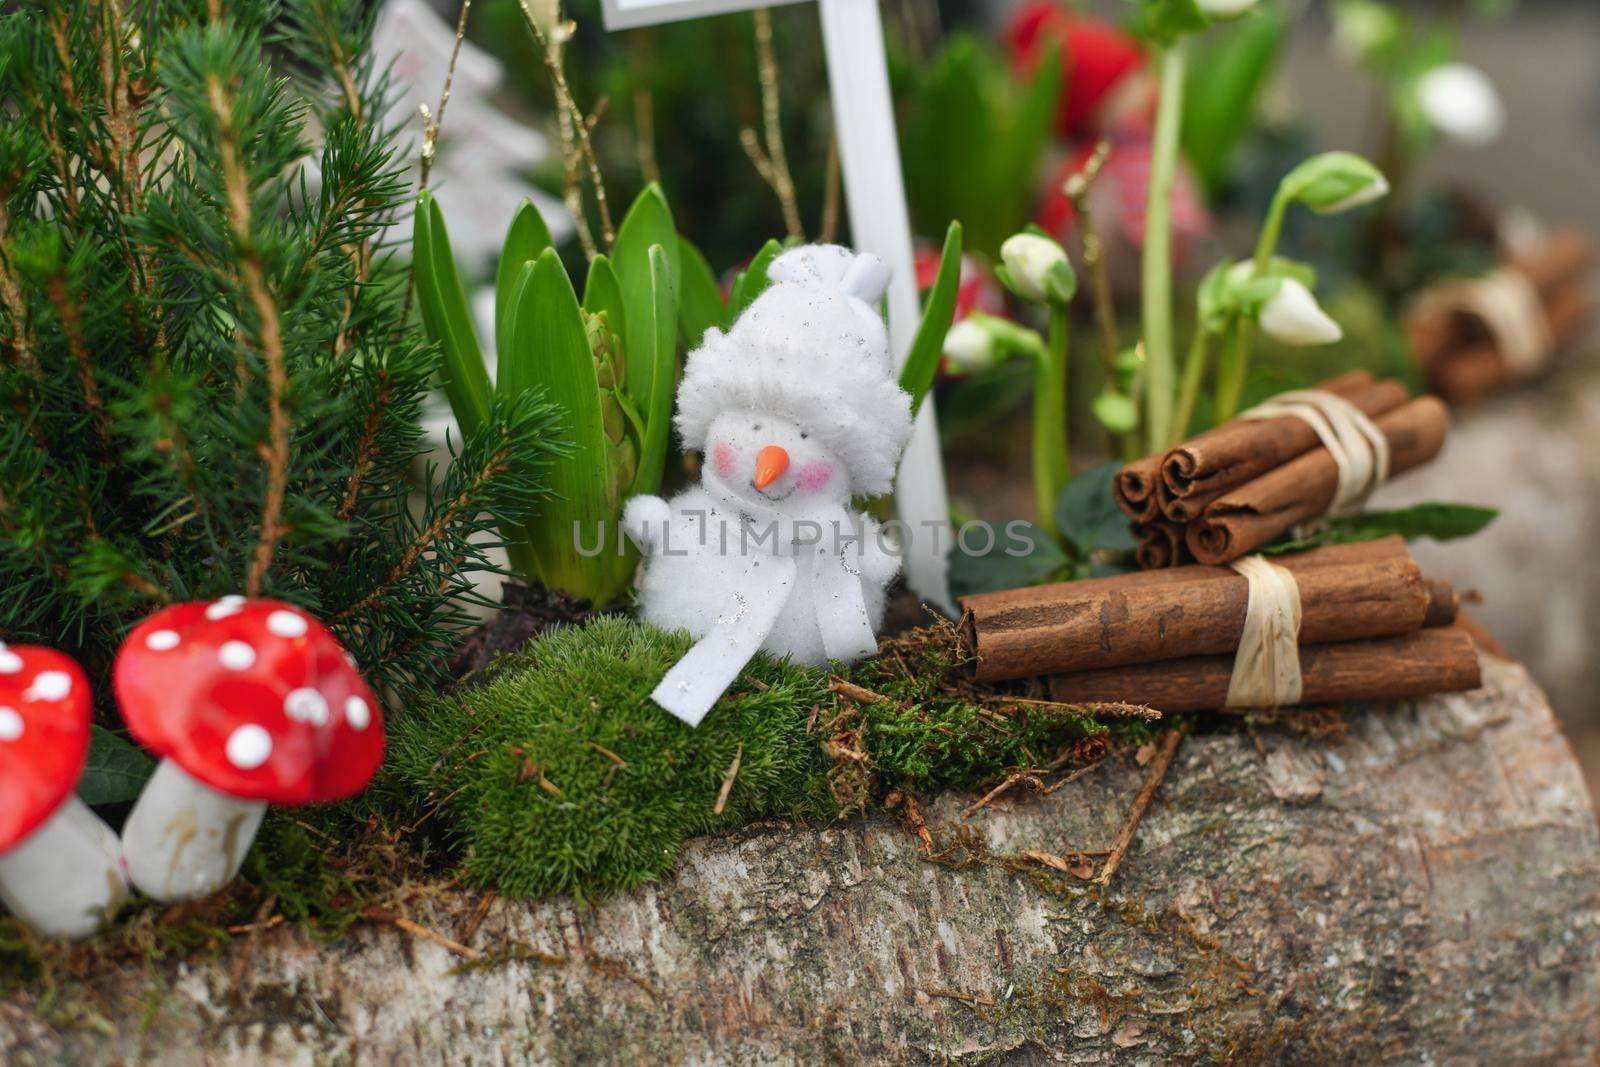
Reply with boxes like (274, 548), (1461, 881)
(3, 655), (1597, 1065)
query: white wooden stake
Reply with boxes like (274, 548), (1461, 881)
(600, 0), (955, 613)
(815, 0), (953, 614)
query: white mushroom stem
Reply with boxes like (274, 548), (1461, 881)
(0, 795), (128, 939)
(121, 759), (266, 902)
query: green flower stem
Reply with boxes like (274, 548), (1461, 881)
(1172, 326), (1212, 446)
(1254, 186), (1292, 272)
(1034, 304), (1071, 540)
(1140, 39), (1187, 453)
(1213, 317), (1250, 424)
(1213, 185), (1294, 426)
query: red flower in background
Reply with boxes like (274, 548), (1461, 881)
(1005, 2), (1212, 257)
(1004, 2), (1147, 139)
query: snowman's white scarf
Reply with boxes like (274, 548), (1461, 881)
(651, 489), (879, 727)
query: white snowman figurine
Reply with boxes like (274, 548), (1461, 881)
(624, 245), (914, 725)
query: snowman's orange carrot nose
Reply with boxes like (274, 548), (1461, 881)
(754, 445), (790, 489)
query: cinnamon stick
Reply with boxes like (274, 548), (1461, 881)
(964, 538), (1429, 682)
(1423, 283), (1592, 405)
(1160, 371), (1409, 506)
(1114, 454), (1164, 523)
(1186, 396), (1451, 566)
(1132, 520), (1188, 570)
(1410, 231), (1594, 401)
(1115, 371), (1380, 525)
(1047, 625), (1482, 712)
(1423, 578), (1460, 630)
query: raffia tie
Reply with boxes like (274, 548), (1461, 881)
(1241, 388), (1391, 518)
(1413, 269), (1553, 377)
(1225, 555), (1303, 709)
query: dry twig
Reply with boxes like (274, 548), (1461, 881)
(740, 9), (803, 239)
(1096, 727), (1184, 886)
(364, 906), (480, 961)
(712, 743), (743, 815)
(1064, 138), (1119, 373)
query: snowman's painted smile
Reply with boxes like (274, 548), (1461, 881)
(752, 481), (797, 503)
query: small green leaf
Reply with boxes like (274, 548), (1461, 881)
(727, 239), (783, 322)
(1043, 259), (1078, 305)
(495, 199), (554, 354)
(948, 521), (1071, 598)
(901, 221), (963, 416)
(413, 192), (491, 440)
(1261, 502), (1498, 555)
(677, 236), (725, 350)
(1092, 392), (1139, 434)
(78, 725), (155, 806)
(1056, 462), (1138, 555)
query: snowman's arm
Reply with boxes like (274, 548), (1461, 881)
(853, 513), (902, 587)
(622, 495), (673, 556)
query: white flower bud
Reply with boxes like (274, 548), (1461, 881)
(1416, 63), (1505, 148)
(1258, 279), (1343, 346)
(1197, 0), (1260, 16)
(942, 319), (997, 375)
(999, 234), (1070, 304)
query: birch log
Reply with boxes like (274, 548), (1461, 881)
(2, 656), (1597, 1065)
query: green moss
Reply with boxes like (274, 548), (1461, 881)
(384, 616), (1128, 902)
(845, 626), (1155, 791)
(385, 616), (837, 901)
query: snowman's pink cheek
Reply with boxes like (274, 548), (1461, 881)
(796, 461), (834, 493)
(712, 441), (737, 477)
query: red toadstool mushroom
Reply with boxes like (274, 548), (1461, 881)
(115, 597), (383, 902)
(0, 643), (128, 938)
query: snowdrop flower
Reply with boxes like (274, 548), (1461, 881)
(1416, 63), (1506, 147)
(1258, 279), (1342, 346)
(1197, 0), (1260, 16)
(942, 319), (996, 375)
(999, 234), (1074, 305)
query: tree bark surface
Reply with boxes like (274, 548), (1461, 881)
(4, 656), (1597, 1065)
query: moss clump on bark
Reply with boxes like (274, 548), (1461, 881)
(384, 615), (1141, 901)
(385, 616), (839, 901)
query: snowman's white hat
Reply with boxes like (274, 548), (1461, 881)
(675, 245), (914, 496)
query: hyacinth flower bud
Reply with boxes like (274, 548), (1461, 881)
(585, 310), (638, 494)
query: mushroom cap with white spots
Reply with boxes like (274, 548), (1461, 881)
(0, 645), (92, 854)
(113, 598), (384, 806)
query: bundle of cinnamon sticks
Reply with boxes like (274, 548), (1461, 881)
(960, 536), (1480, 711)
(1407, 230), (1594, 406)
(1114, 370), (1450, 567)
